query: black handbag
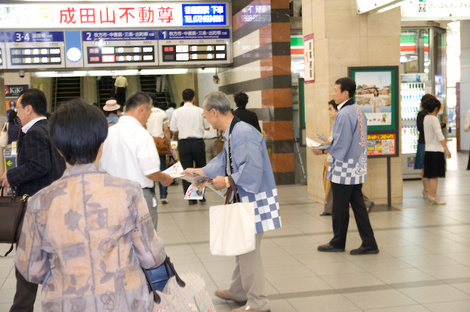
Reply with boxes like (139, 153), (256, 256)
(143, 256), (185, 303)
(0, 188), (28, 257)
(144, 257), (175, 292)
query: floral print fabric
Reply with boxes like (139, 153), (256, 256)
(15, 164), (166, 312)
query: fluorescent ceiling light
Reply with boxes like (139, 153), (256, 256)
(87, 69), (139, 76)
(32, 68), (189, 78)
(33, 71), (88, 78)
(140, 69), (189, 75)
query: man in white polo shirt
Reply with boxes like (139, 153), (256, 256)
(100, 91), (173, 229)
(170, 88), (210, 204)
(146, 92), (172, 204)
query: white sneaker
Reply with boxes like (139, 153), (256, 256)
(161, 198), (169, 204)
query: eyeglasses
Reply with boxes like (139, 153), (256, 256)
(14, 105), (25, 112)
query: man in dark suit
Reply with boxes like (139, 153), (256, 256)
(1, 88), (66, 312)
(232, 92), (261, 132)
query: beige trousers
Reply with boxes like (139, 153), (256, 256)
(228, 233), (269, 311)
(204, 137), (217, 164)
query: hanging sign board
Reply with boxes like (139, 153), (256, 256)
(158, 29), (231, 65)
(5, 31), (66, 69)
(0, 3), (229, 29)
(82, 30), (158, 67)
(303, 33), (314, 83)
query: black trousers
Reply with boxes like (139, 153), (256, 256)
(329, 182), (377, 250)
(178, 139), (206, 195)
(467, 148), (470, 170)
(10, 268), (38, 312)
(115, 87), (126, 105)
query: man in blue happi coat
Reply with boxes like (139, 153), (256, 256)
(313, 77), (379, 255)
(183, 91), (281, 312)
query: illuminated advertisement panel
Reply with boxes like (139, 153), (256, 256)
(0, 3), (229, 29)
(182, 4), (226, 25)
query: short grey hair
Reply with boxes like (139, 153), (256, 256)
(125, 91), (152, 111)
(203, 91), (231, 115)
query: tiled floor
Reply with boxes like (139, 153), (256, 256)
(1, 140), (470, 311)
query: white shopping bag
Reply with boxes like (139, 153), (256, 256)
(209, 201), (256, 256)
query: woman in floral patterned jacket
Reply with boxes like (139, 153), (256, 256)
(15, 98), (166, 312)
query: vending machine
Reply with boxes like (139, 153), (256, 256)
(399, 26), (446, 179)
(401, 81), (425, 179)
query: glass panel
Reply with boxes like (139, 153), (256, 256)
(400, 29), (429, 79)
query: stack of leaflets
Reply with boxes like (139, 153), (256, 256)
(184, 180), (208, 200)
(162, 161), (185, 178)
(163, 162), (227, 199)
(306, 134), (332, 150)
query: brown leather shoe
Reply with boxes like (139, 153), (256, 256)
(232, 306), (271, 312)
(215, 289), (247, 305)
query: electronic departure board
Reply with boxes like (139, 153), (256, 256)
(0, 32), (5, 69)
(162, 44), (227, 62)
(82, 31), (158, 67)
(5, 32), (65, 69)
(158, 29), (231, 65)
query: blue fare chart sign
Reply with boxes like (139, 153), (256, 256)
(82, 31), (157, 41)
(5, 32), (64, 42)
(182, 4), (226, 26)
(158, 29), (230, 40)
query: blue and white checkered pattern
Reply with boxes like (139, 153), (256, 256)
(327, 157), (367, 185)
(241, 188), (282, 234)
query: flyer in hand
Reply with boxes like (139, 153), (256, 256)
(181, 172), (211, 184)
(162, 161), (185, 178)
(184, 180), (207, 200)
(206, 183), (227, 199)
(306, 137), (332, 150)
